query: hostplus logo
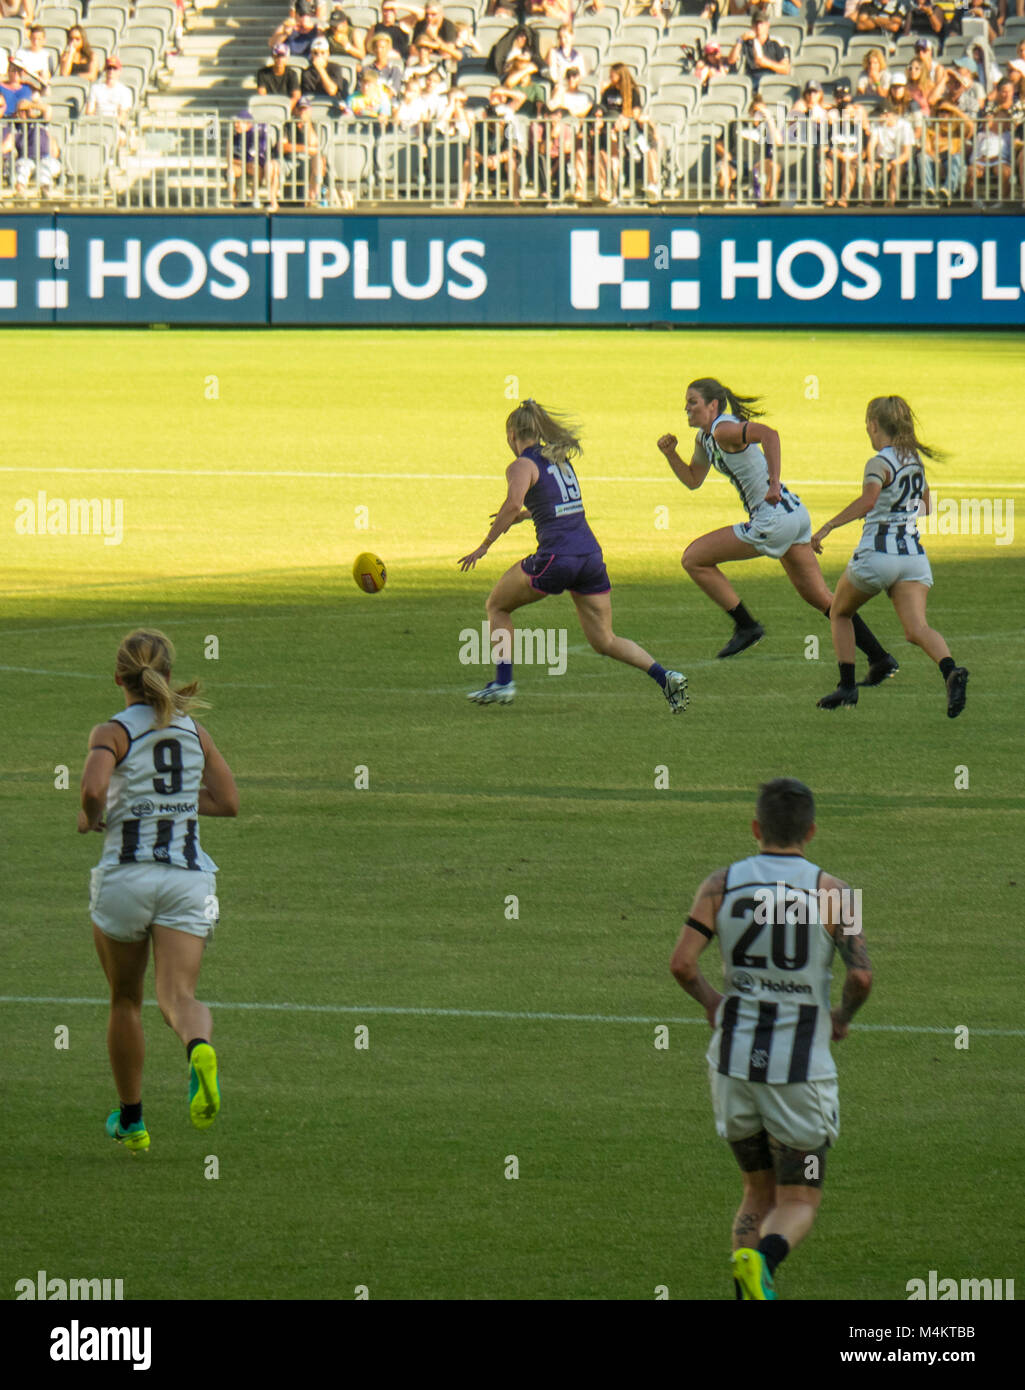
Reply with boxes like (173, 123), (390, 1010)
(569, 228), (700, 312)
(0, 228), (69, 309)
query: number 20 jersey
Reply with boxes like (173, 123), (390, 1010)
(97, 702), (217, 873)
(707, 853), (837, 1084)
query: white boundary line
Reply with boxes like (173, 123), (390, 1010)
(1, 466), (1021, 489)
(0, 996), (1020, 1036)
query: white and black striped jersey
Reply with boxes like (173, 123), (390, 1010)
(698, 412), (802, 519)
(858, 445), (927, 557)
(707, 852), (837, 1084)
(97, 703), (217, 873)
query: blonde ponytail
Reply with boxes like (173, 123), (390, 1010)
(866, 396), (945, 465)
(506, 399), (582, 472)
(115, 628), (208, 730)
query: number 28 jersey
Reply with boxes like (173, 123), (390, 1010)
(858, 444), (927, 557)
(97, 702), (217, 873)
(522, 444), (602, 554)
(707, 852), (836, 1084)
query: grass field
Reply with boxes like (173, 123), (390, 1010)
(2, 328), (1023, 1302)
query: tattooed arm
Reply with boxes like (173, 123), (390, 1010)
(821, 870), (873, 1040)
(670, 867), (726, 1027)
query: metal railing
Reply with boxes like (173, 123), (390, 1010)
(0, 111), (1021, 208)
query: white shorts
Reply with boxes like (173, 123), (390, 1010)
(90, 864), (218, 943)
(733, 500), (812, 560)
(847, 548), (933, 596)
(709, 1065), (840, 1152)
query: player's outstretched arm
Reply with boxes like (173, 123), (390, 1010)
(657, 433), (711, 490)
(811, 465), (885, 552)
(670, 868), (726, 1027)
(458, 455), (536, 569)
(197, 724), (239, 817)
(821, 871), (873, 1040)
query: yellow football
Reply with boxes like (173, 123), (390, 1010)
(353, 552), (387, 594)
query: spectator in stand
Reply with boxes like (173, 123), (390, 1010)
(458, 87), (523, 206)
(854, 0), (910, 37)
(921, 67), (975, 199)
(955, 63), (986, 116)
(412, 5), (460, 66)
(228, 110), (280, 211)
(911, 38), (946, 102)
(886, 70), (910, 113)
(270, 11), (323, 58)
(324, 8), (364, 60)
(692, 39), (734, 92)
(349, 67), (395, 118)
(59, 27), (100, 84)
(3, 93), (59, 195)
(548, 25), (586, 84)
(865, 98), (915, 200)
(1, 59), (38, 114)
(718, 94), (781, 200)
(281, 95), (326, 201)
(857, 48), (891, 101)
(487, 26), (545, 79)
(825, 76), (871, 206)
(951, 0), (999, 43)
(728, 10), (790, 93)
(528, 0), (574, 23)
(404, 39), (437, 79)
(965, 42), (1002, 94)
(366, 4), (417, 62)
(362, 33), (405, 97)
(1008, 49), (1025, 98)
(493, 53), (547, 110)
(14, 25), (54, 88)
(454, 24), (481, 62)
(966, 80), (1017, 193)
(547, 65), (592, 199)
(421, 64), (451, 113)
(86, 57), (133, 128)
(257, 44), (302, 111)
(787, 78), (829, 193)
(595, 63), (659, 201)
(0, 0), (35, 24)
(903, 0), (948, 45)
(904, 54), (935, 120)
(303, 34), (348, 100)
(395, 73), (425, 126)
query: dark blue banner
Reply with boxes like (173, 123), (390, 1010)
(0, 212), (1021, 325)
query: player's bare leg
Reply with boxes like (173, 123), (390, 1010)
(890, 580), (968, 717)
(572, 590), (689, 711)
(152, 925), (211, 1046)
(153, 925), (219, 1130)
(733, 1169), (775, 1251)
(761, 1184), (823, 1250)
(779, 542), (834, 613)
(683, 528), (765, 658)
(818, 570), (874, 708)
(94, 925), (149, 1105)
(469, 561), (546, 704)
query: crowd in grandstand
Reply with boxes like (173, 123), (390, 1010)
(0, 0), (1022, 204)
(231, 0), (1024, 206)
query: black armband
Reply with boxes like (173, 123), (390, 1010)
(741, 422), (749, 445)
(686, 915), (713, 940)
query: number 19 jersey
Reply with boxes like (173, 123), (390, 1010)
(708, 852), (836, 1084)
(98, 702), (217, 873)
(522, 444), (602, 554)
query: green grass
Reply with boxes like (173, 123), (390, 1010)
(2, 328), (1023, 1301)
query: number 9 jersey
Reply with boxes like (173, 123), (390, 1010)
(708, 853), (837, 1085)
(97, 703), (218, 873)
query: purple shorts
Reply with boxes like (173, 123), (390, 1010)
(521, 550), (611, 596)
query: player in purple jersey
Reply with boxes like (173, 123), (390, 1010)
(658, 377), (897, 682)
(458, 398), (688, 711)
